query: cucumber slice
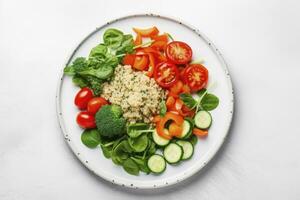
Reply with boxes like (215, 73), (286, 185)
(194, 111), (212, 129)
(177, 120), (192, 139)
(147, 154), (166, 174)
(152, 129), (170, 146)
(176, 140), (194, 160)
(163, 143), (183, 164)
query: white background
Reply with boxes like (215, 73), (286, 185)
(1, 0), (300, 199)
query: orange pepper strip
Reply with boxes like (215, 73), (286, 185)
(133, 27), (159, 37)
(122, 54), (136, 66)
(166, 96), (175, 109)
(156, 112), (184, 139)
(151, 33), (169, 42)
(145, 53), (155, 77)
(175, 98), (184, 110)
(150, 41), (167, 51)
(134, 34), (142, 46)
(133, 55), (149, 71)
(170, 80), (183, 95)
(169, 122), (183, 137)
(193, 128), (208, 137)
(181, 84), (191, 94)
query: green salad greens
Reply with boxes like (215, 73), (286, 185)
(64, 28), (134, 95)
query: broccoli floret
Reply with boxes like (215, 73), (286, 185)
(95, 105), (126, 138)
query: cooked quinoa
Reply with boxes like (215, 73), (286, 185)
(101, 65), (166, 124)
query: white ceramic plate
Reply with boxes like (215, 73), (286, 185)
(56, 14), (234, 189)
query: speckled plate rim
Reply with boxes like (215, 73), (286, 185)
(56, 13), (234, 189)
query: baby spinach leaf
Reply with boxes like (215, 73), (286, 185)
(123, 158), (139, 176)
(201, 93), (219, 111)
(197, 88), (207, 98)
(81, 129), (101, 148)
(103, 29), (124, 49)
(127, 123), (151, 138)
(180, 93), (197, 109)
(131, 157), (150, 174)
(116, 34), (134, 55)
(111, 140), (132, 165)
(159, 100), (167, 116)
(100, 145), (113, 158)
(89, 44), (108, 58)
(147, 140), (157, 155)
(128, 134), (148, 152)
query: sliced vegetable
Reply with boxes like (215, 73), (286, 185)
(182, 64), (208, 92)
(156, 112), (184, 139)
(122, 54), (136, 66)
(176, 140), (194, 160)
(194, 110), (212, 129)
(166, 41), (192, 64)
(193, 128), (208, 137)
(152, 129), (170, 146)
(169, 122), (183, 137)
(134, 34), (142, 46)
(176, 120), (192, 139)
(133, 55), (149, 70)
(147, 154), (166, 174)
(154, 62), (179, 88)
(163, 143), (183, 164)
(133, 26), (159, 37)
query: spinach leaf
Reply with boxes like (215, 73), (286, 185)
(100, 145), (113, 158)
(111, 140), (132, 165)
(180, 93), (197, 109)
(103, 29), (124, 49)
(78, 65), (114, 79)
(159, 100), (167, 116)
(89, 44), (108, 58)
(201, 93), (219, 111)
(116, 34), (134, 55)
(128, 134), (148, 152)
(81, 129), (101, 148)
(127, 123), (151, 138)
(131, 157), (150, 174)
(147, 140), (157, 155)
(197, 88), (207, 98)
(123, 158), (139, 176)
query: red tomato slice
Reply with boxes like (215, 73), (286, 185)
(87, 97), (108, 114)
(154, 62), (179, 88)
(183, 64), (208, 92)
(133, 55), (149, 70)
(76, 111), (96, 129)
(166, 41), (192, 64)
(74, 88), (94, 110)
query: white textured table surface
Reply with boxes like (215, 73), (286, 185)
(1, 0), (300, 199)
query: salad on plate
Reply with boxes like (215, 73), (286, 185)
(64, 26), (219, 175)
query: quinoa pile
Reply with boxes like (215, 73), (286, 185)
(101, 65), (165, 124)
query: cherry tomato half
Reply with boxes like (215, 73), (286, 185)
(76, 111), (96, 129)
(87, 97), (108, 114)
(74, 87), (94, 110)
(166, 41), (192, 64)
(154, 62), (179, 88)
(182, 64), (208, 92)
